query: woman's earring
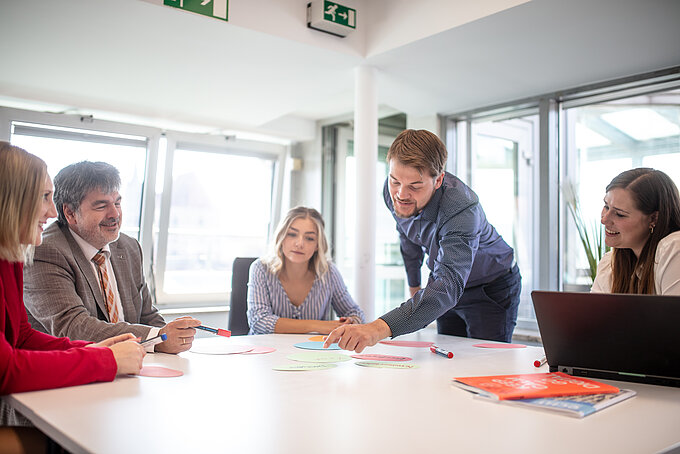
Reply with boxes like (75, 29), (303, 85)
(650, 224), (655, 235)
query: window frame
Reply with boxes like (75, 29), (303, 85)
(154, 132), (287, 307)
(1, 106), (162, 245)
(0, 106), (288, 310)
(444, 66), (680, 336)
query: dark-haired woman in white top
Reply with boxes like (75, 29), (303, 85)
(592, 168), (680, 295)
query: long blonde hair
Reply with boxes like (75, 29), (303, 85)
(0, 141), (47, 263)
(263, 206), (330, 278)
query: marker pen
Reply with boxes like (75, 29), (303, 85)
(140, 333), (167, 348)
(196, 325), (231, 337)
(430, 345), (454, 359)
(534, 356), (547, 367)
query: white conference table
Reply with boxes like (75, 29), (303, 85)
(4, 332), (680, 454)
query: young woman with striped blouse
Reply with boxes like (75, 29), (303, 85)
(247, 207), (365, 334)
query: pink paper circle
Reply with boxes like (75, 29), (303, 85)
(379, 340), (434, 348)
(241, 346), (276, 355)
(139, 366), (183, 377)
(351, 354), (412, 361)
(472, 343), (527, 349)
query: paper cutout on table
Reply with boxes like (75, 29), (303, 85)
(379, 340), (434, 348)
(472, 343), (527, 349)
(139, 366), (183, 377)
(308, 335), (327, 342)
(190, 338), (254, 355)
(287, 352), (350, 363)
(351, 354), (412, 362)
(294, 341), (341, 350)
(241, 346), (276, 355)
(354, 361), (419, 369)
(273, 363), (337, 371)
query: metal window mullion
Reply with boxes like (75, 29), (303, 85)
(154, 137), (176, 305)
(11, 124), (147, 148)
(0, 108), (11, 141)
(270, 149), (287, 242)
(174, 141), (280, 160)
(537, 98), (560, 291)
(139, 133), (160, 280)
(560, 80), (680, 110)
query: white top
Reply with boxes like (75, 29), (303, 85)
(591, 230), (680, 295)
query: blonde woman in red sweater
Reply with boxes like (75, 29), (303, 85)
(0, 142), (145, 452)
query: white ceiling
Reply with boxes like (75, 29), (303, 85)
(1, 0), (679, 142)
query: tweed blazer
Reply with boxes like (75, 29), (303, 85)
(23, 222), (164, 342)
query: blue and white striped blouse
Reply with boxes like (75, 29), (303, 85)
(246, 259), (365, 334)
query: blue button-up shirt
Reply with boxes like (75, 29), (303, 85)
(380, 172), (514, 337)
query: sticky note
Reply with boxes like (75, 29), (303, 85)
(287, 352), (350, 363)
(273, 363), (337, 371)
(351, 354), (412, 361)
(354, 361), (419, 369)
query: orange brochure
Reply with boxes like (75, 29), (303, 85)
(452, 372), (620, 401)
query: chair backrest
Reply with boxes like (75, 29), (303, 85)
(229, 257), (258, 335)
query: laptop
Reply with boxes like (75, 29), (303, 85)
(531, 291), (680, 388)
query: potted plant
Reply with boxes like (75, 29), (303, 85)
(562, 181), (610, 283)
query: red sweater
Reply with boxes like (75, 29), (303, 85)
(1, 259), (117, 394)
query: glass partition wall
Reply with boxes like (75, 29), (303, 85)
(322, 115), (413, 317)
(453, 114), (539, 329)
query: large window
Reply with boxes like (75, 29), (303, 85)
(447, 71), (680, 335)
(562, 88), (680, 288)
(1, 107), (286, 309)
(466, 115), (538, 326)
(154, 142), (278, 302)
(9, 122), (147, 239)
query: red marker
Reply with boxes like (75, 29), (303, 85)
(430, 345), (454, 359)
(196, 325), (231, 337)
(534, 356), (547, 367)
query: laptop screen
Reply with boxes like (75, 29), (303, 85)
(531, 291), (680, 387)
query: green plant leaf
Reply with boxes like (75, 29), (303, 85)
(562, 181), (611, 283)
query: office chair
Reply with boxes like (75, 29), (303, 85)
(229, 257), (258, 335)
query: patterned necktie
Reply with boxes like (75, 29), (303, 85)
(92, 251), (120, 323)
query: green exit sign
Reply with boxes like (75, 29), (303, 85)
(163, 0), (228, 22)
(307, 0), (356, 37)
(322, 1), (355, 28)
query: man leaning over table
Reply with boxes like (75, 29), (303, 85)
(326, 129), (521, 353)
(23, 161), (200, 353)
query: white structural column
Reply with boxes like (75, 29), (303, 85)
(353, 66), (377, 321)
